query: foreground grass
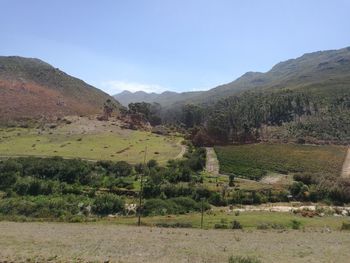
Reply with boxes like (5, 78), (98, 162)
(215, 143), (347, 179)
(1, 221), (350, 263)
(0, 127), (181, 164)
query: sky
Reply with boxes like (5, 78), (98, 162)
(1, 0), (350, 95)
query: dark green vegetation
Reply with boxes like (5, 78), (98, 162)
(228, 256), (261, 263)
(0, 147), (210, 220)
(215, 143), (350, 204)
(0, 56), (121, 123)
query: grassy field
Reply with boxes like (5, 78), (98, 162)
(1, 221), (350, 263)
(215, 143), (347, 180)
(109, 210), (347, 230)
(0, 125), (182, 164)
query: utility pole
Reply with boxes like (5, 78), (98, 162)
(138, 146), (147, 226)
(200, 198), (204, 229)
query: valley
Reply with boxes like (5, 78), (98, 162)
(1, 47), (350, 263)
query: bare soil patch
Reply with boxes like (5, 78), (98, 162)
(206, 147), (220, 175)
(341, 147), (350, 178)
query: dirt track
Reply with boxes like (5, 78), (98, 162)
(1, 222), (350, 263)
(341, 147), (350, 178)
(205, 147), (220, 175)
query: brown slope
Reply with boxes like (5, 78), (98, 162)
(0, 56), (120, 122)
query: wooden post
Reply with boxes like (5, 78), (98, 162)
(201, 198), (204, 229)
(138, 146), (147, 226)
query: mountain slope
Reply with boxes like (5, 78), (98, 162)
(114, 90), (202, 107)
(120, 46), (350, 109)
(183, 46), (350, 106)
(114, 90), (160, 106)
(0, 56), (120, 122)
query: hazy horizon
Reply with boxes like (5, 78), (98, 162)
(1, 0), (350, 95)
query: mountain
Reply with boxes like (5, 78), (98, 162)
(0, 56), (121, 122)
(114, 90), (202, 107)
(114, 90), (160, 106)
(178, 46), (350, 145)
(196, 46), (350, 103)
(118, 46), (350, 110)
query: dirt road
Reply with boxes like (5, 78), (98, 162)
(341, 147), (350, 178)
(175, 143), (187, 159)
(1, 222), (349, 263)
(205, 147), (220, 175)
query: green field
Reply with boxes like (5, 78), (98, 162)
(108, 210), (347, 230)
(215, 143), (347, 180)
(0, 127), (182, 164)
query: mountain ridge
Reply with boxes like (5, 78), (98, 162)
(115, 46), (350, 108)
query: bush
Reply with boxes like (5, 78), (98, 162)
(143, 198), (175, 216)
(0, 159), (22, 191)
(341, 221), (350, 230)
(231, 220), (242, 229)
(113, 161), (133, 177)
(228, 256), (261, 263)
(209, 192), (227, 206)
(0, 195), (91, 218)
(170, 197), (201, 213)
(155, 222), (192, 228)
(214, 223), (228, 229)
(93, 194), (124, 215)
(291, 219), (302, 230)
(143, 197), (208, 216)
(257, 222), (285, 230)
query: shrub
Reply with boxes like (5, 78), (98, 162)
(257, 222), (285, 230)
(143, 197), (207, 216)
(0, 160), (22, 191)
(92, 194), (124, 215)
(231, 220), (242, 229)
(155, 222), (192, 228)
(209, 192), (227, 206)
(113, 161), (133, 177)
(143, 198), (175, 216)
(291, 219), (302, 230)
(0, 195), (90, 218)
(170, 197), (201, 213)
(147, 159), (158, 168)
(341, 221), (350, 230)
(256, 223), (269, 230)
(214, 223), (228, 229)
(228, 256), (261, 263)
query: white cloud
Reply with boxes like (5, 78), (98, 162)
(100, 80), (167, 95)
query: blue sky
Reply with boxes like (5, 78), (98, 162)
(1, 0), (349, 94)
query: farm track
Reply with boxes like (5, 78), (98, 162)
(341, 147), (350, 178)
(175, 143), (187, 159)
(205, 147), (220, 175)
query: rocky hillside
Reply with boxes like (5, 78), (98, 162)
(0, 56), (120, 122)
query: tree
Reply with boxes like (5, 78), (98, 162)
(229, 174), (235, 187)
(0, 160), (21, 190)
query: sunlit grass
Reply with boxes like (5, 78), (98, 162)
(0, 128), (182, 164)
